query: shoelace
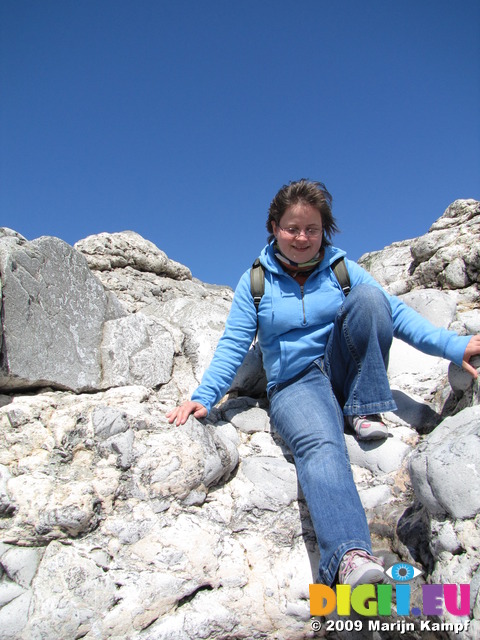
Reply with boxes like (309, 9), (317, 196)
(340, 550), (382, 580)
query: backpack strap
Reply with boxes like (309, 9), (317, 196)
(331, 257), (351, 296)
(250, 258), (265, 312)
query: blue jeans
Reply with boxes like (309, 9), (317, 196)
(268, 284), (397, 585)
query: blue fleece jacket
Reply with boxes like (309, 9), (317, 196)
(191, 243), (470, 413)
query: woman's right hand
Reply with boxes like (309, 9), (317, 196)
(166, 401), (208, 426)
(462, 335), (480, 378)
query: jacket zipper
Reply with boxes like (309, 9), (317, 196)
(285, 272), (308, 325)
(300, 284), (307, 324)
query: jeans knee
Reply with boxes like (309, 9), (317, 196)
(337, 284), (393, 355)
(345, 284), (391, 321)
(348, 283), (385, 305)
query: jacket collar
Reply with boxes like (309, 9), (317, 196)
(259, 241), (346, 276)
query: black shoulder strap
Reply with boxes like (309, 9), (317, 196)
(249, 255), (350, 313)
(250, 258), (265, 311)
(331, 257), (351, 296)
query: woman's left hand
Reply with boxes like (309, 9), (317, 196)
(462, 335), (480, 378)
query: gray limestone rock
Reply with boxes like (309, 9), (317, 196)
(399, 289), (458, 328)
(21, 542), (119, 640)
(239, 456), (298, 510)
(0, 235), (125, 392)
(448, 355), (480, 395)
(223, 404), (270, 434)
(359, 199), (480, 312)
(75, 230), (192, 280)
(357, 239), (414, 295)
(0, 464), (16, 517)
(409, 405), (480, 519)
(100, 313), (175, 389)
(346, 431), (412, 475)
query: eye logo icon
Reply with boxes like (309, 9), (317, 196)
(386, 562), (423, 582)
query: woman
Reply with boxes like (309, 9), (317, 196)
(167, 179), (480, 588)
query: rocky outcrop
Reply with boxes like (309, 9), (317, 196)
(76, 231), (235, 387)
(358, 199), (480, 310)
(359, 199), (480, 419)
(0, 230), (178, 393)
(0, 230), (123, 391)
(75, 230), (192, 280)
(0, 200), (479, 639)
(409, 405), (480, 520)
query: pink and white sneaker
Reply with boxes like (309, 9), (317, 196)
(347, 414), (388, 440)
(338, 549), (385, 588)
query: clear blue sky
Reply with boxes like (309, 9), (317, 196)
(1, 0), (479, 288)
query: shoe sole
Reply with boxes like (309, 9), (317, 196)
(349, 567), (386, 589)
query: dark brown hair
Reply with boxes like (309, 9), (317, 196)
(266, 179), (339, 246)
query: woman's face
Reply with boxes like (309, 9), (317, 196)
(272, 202), (323, 263)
